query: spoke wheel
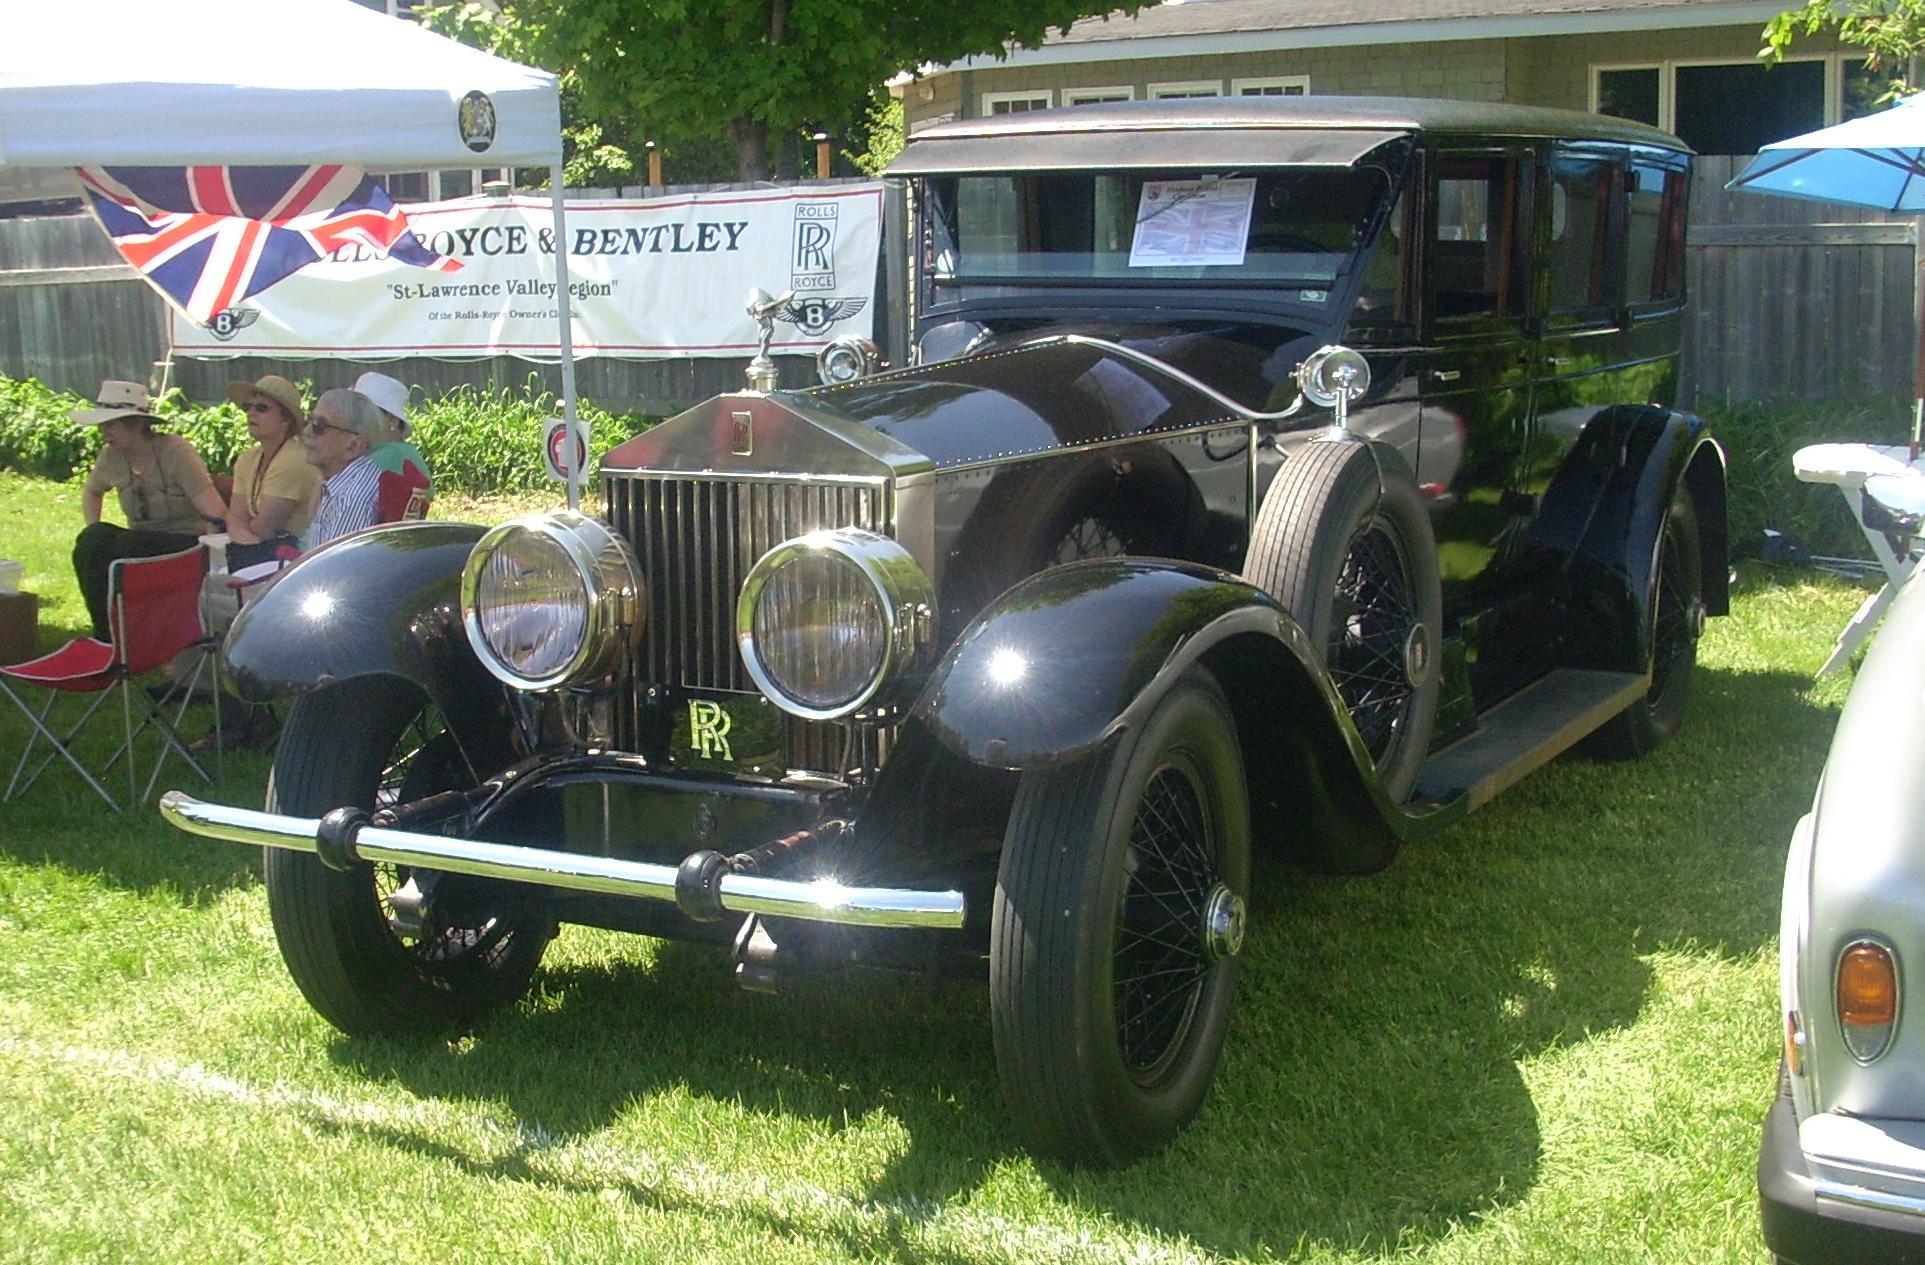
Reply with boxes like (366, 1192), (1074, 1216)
(1244, 439), (1442, 800)
(1587, 490), (1703, 759)
(992, 667), (1249, 1167)
(263, 680), (553, 1035)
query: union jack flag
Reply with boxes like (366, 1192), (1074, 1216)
(78, 165), (460, 323)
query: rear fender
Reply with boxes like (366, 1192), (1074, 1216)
(1532, 407), (1728, 671)
(221, 522), (516, 766)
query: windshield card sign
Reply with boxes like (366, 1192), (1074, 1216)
(1130, 178), (1256, 268)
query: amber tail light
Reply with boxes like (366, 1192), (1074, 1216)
(1838, 940), (1899, 1063)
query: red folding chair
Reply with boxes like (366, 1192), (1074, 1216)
(0, 545), (223, 811)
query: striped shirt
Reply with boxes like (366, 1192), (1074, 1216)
(307, 455), (381, 547)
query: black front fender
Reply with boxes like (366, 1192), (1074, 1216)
(222, 522), (512, 754)
(898, 559), (1458, 870)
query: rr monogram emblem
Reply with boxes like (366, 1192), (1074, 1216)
(688, 699), (733, 761)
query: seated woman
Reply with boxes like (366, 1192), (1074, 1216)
(71, 379), (228, 641)
(222, 375), (321, 570)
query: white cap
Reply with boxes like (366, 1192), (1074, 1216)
(352, 371), (410, 436)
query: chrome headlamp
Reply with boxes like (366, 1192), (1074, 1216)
(461, 511), (642, 691)
(816, 336), (882, 385)
(737, 528), (934, 720)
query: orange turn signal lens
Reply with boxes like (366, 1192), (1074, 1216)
(1838, 940), (1899, 1063)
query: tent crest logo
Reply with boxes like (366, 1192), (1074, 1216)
(458, 91), (498, 153)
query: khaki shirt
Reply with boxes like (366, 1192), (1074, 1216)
(83, 433), (214, 536)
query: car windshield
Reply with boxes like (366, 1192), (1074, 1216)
(924, 167), (1392, 291)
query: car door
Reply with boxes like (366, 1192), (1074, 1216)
(1417, 146), (1537, 603)
(1516, 145), (1636, 542)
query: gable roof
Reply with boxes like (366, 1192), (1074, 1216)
(949, 0), (1785, 70)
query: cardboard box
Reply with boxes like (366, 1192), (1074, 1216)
(0, 590), (39, 666)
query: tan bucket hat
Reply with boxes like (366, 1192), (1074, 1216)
(225, 375), (305, 423)
(71, 379), (158, 427)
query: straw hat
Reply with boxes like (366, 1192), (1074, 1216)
(71, 379), (158, 427)
(225, 375), (305, 423)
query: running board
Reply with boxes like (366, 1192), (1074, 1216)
(1414, 669), (1649, 811)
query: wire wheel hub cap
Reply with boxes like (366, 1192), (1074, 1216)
(1202, 882), (1245, 963)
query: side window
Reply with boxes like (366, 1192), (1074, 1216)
(1547, 155), (1614, 314)
(1624, 161), (1686, 305)
(1431, 155), (1527, 321)
(1350, 184), (1410, 329)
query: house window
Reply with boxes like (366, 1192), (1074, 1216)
(1150, 81), (1223, 99)
(982, 91), (1051, 115)
(1232, 77), (1309, 97)
(1064, 86), (1133, 106)
(1676, 61), (1824, 155)
(1595, 66), (1660, 128)
(381, 172), (430, 203)
(1592, 57), (1865, 154)
(1843, 57), (1886, 120)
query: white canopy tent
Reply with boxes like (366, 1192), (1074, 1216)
(0, 0), (589, 504)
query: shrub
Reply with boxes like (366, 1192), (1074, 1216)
(408, 377), (653, 495)
(0, 372), (656, 496)
(1695, 396), (1911, 560)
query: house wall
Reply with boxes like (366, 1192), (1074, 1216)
(1507, 25), (1851, 111)
(904, 22), (1856, 129)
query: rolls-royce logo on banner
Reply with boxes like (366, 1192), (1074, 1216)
(775, 296), (868, 336)
(792, 201), (838, 293)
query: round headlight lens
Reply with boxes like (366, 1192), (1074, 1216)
(752, 551), (888, 710)
(461, 512), (641, 690)
(474, 530), (589, 681)
(738, 529), (933, 720)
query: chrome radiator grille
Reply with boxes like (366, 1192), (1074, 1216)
(602, 470), (891, 770)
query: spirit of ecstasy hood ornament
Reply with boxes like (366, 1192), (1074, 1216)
(744, 287), (795, 392)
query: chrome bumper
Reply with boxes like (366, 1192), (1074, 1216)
(158, 792), (966, 930)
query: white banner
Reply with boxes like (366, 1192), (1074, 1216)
(170, 183), (884, 360)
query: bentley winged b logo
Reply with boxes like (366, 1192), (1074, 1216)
(774, 296), (869, 337)
(202, 307), (261, 341)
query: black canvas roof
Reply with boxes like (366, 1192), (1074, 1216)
(888, 96), (1688, 175)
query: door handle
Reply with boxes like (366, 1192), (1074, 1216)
(1431, 369), (1461, 383)
(1541, 354), (1572, 368)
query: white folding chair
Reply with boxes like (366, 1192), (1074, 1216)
(1792, 442), (1925, 675)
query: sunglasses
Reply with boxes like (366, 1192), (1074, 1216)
(244, 401), (283, 416)
(307, 416), (349, 436)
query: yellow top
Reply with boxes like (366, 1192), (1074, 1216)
(231, 440), (322, 536)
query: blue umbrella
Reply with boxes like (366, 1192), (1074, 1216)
(1729, 93), (1925, 451)
(1728, 92), (1925, 210)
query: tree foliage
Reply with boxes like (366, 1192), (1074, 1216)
(431, 0), (1143, 182)
(1764, 0), (1925, 101)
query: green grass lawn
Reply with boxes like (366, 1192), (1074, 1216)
(0, 469), (1865, 1263)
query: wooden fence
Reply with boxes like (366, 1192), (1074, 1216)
(0, 160), (1915, 412)
(1683, 153), (1917, 406)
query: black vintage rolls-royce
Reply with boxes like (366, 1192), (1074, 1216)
(163, 98), (1726, 1167)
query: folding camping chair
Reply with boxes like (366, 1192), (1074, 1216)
(1793, 442), (1925, 675)
(0, 544), (223, 810)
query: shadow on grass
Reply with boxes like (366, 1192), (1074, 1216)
(0, 693), (270, 904)
(306, 660), (1838, 1259)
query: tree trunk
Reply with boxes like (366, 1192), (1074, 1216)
(729, 117), (769, 182)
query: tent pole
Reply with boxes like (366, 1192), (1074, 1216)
(550, 162), (583, 510)
(1915, 221), (1924, 461)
